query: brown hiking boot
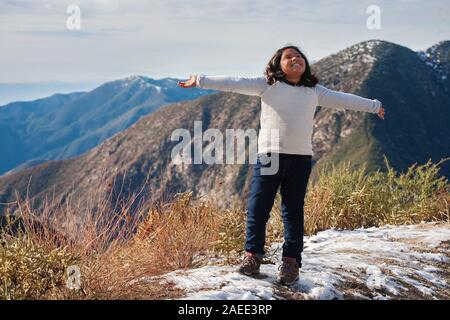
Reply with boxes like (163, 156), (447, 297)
(238, 252), (261, 276)
(277, 257), (299, 285)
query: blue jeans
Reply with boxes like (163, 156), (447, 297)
(245, 153), (312, 267)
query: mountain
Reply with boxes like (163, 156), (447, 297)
(0, 92), (260, 217)
(418, 41), (450, 81)
(0, 81), (100, 106)
(310, 40), (450, 177)
(0, 76), (214, 175)
(0, 40), (449, 217)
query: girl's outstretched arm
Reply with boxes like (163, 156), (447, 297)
(178, 75), (268, 97)
(315, 84), (385, 120)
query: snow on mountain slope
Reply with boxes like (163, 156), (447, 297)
(418, 41), (450, 81)
(150, 223), (450, 300)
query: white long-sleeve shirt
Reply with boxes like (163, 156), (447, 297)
(196, 75), (382, 156)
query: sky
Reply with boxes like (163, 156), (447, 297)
(0, 0), (449, 85)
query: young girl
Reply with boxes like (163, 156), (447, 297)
(178, 45), (385, 285)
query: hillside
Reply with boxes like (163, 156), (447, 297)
(0, 40), (449, 216)
(311, 40), (450, 178)
(0, 92), (260, 216)
(0, 76), (214, 175)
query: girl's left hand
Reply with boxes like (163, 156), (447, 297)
(377, 106), (385, 120)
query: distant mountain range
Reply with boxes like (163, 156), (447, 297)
(0, 76), (215, 175)
(0, 40), (449, 217)
(0, 81), (100, 106)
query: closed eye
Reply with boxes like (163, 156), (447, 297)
(284, 55), (301, 59)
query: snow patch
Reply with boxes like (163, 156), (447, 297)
(150, 223), (450, 300)
(418, 47), (449, 79)
(117, 76), (163, 93)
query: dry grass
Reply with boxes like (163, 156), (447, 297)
(1, 157), (448, 299)
(135, 192), (221, 270)
(302, 156), (449, 235)
(210, 201), (284, 263)
(1, 189), (224, 300)
(0, 234), (77, 300)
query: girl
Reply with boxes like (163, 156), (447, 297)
(178, 45), (385, 285)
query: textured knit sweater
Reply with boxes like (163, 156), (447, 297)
(196, 76), (382, 156)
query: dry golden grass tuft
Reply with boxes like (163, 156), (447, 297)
(135, 192), (222, 270)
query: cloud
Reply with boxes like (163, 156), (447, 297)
(0, 0), (449, 83)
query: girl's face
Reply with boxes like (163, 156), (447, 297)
(280, 48), (306, 82)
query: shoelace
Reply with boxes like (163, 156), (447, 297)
(278, 261), (297, 274)
(242, 256), (259, 268)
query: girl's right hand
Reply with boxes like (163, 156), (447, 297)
(177, 75), (197, 88)
(377, 106), (385, 120)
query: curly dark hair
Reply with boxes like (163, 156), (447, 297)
(265, 45), (318, 87)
